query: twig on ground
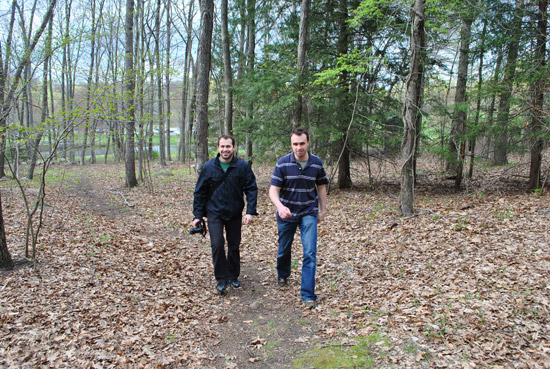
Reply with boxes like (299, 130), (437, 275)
(108, 190), (134, 207)
(245, 346), (255, 358)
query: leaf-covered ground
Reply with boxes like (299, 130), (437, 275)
(1, 156), (549, 368)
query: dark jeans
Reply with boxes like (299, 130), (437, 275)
(207, 215), (242, 282)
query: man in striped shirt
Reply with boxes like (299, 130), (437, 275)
(269, 127), (328, 309)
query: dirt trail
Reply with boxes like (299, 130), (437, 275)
(69, 173), (321, 368)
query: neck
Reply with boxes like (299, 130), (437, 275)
(294, 153), (309, 161)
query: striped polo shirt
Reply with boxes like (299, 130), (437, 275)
(270, 152), (329, 222)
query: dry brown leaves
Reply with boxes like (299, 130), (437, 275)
(0, 156), (549, 368)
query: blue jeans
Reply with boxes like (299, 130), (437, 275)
(277, 215), (317, 302)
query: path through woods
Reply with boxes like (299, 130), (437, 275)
(1, 158), (549, 368)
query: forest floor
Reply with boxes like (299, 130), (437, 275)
(0, 155), (549, 368)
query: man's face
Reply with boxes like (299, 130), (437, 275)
(291, 133), (309, 160)
(218, 138), (236, 162)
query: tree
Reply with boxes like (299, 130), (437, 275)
(448, 10), (473, 189)
(335, 0), (352, 189)
(124, 0), (138, 187)
(27, 10), (54, 180)
(194, 0), (214, 172)
(528, 0), (547, 190)
(244, 0), (256, 163)
(0, 0), (57, 268)
(155, 0), (166, 166)
(400, 0), (425, 216)
(0, 190), (12, 269)
(221, 0), (233, 135)
(493, 0), (523, 165)
(291, 0), (310, 128)
(0, 0), (17, 178)
(166, 0), (173, 162)
(80, 0), (103, 166)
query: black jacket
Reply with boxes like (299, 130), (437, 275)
(193, 154), (258, 220)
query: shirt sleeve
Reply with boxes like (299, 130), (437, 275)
(270, 160), (284, 187)
(244, 164), (259, 216)
(316, 161), (329, 186)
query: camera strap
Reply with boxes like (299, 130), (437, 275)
(209, 168), (231, 198)
(198, 218), (207, 237)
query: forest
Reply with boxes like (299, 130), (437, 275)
(0, 0), (548, 367)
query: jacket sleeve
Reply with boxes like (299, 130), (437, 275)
(193, 168), (209, 219)
(244, 164), (259, 216)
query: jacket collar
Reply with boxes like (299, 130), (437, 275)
(215, 153), (237, 167)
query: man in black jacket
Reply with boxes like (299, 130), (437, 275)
(192, 135), (258, 295)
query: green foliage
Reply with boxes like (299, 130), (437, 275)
(314, 49), (377, 86)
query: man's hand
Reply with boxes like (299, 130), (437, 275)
(244, 214), (254, 225)
(192, 218), (201, 227)
(277, 205), (292, 219)
(318, 210), (326, 223)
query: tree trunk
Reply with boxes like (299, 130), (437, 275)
(124, 0), (137, 187)
(528, 0), (547, 190)
(136, 0), (145, 178)
(449, 15), (473, 190)
(155, 0), (166, 166)
(0, 191), (13, 269)
(194, 0), (214, 172)
(179, 0), (194, 163)
(291, 0), (310, 128)
(493, 0), (522, 165)
(80, 0), (99, 166)
(27, 12), (54, 180)
(469, 18), (488, 178)
(221, 0), (233, 135)
(0, 0), (17, 178)
(165, 0), (172, 161)
(336, 0), (352, 189)
(245, 0), (256, 163)
(400, 0), (425, 216)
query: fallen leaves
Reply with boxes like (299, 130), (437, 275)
(0, 160), (549, 368)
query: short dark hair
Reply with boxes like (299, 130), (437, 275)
(218, 134), (235, 146)
(291, 127), (309, 141)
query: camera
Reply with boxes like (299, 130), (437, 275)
(189, 225), (204, 235)
(189, 219), (207, 237)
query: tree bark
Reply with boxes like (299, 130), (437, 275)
(27, 11), (54, 180)
(155, 0), (166, 166)
(400, 0), (425, 216)
(80, 0), (99, 166)
(528, 0), (547, 190)
(291, 0), (310, 128)
(245, 0), (256, 163)
(493, 0), (522, 165)
(336, 0), (352, 189)
(0, 0), (16, 178)
(448, 15), (473, 189)
(194, 0), (214, 172)
(468, 18), (487, 178)
(165, 0), (172, 161)
(221, 0), (234, 136)
(0, 191), (13, 269)
(124, 0), (137, 187)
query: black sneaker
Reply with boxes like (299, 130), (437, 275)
(230, 279), (241, 288)
(216, 280), (228, 295)
(277, 277), (288, 287)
